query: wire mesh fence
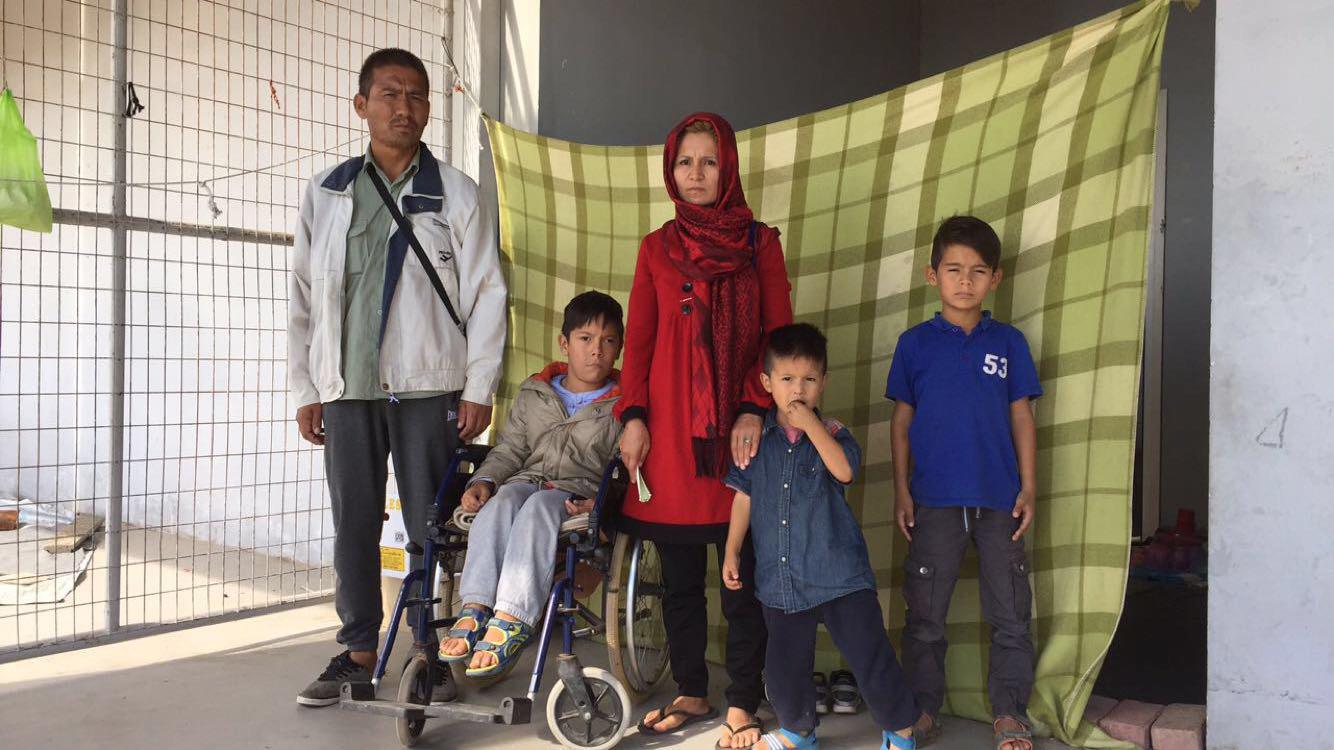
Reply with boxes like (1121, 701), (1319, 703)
(0, 0), (456, 655)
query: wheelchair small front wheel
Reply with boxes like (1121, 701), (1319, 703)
(545, 666), (632, 750)
(395, 654), (433, 746)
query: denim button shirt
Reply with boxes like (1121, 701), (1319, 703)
(725, 409), (877, 614)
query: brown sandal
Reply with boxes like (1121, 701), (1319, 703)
(993, 716), (1033, 750)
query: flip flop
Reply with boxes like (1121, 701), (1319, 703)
(637, 704), (720, 735)
(716, 718), (765, 749)
(882, 729), (916, 750)
(752, 727), (819, 750)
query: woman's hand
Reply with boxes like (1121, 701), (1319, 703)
(730, 413), (763, 469)
(460, 481), (494, 513)
(619, 418), (651, 477)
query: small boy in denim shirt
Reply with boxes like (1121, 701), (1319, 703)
(723, 323), (918, 750)
(887, 216), (1042, 750)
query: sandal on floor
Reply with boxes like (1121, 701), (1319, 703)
(752, 728), (819, 750)
(829, 670), (861, 714)
(438, 605), (491, 663)
(813, 672), (831, 715)
(637, 704), (719, 735)
(993, 716), (1033, 750)
(913, 714), (942, 748)
(716, 718), (765, 749)
(882, 730), (916, 750)
(464, 617), (532, 678)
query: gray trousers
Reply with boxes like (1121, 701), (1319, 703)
(458, 482), (575, 626)
(323, 394), (460, 653)
(901, 504), (1035, 721)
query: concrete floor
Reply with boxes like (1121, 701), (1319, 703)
(0, 525), (332, 652)
(0, 602), (1077, 750)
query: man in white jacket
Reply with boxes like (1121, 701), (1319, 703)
(289, 48), (507, 706)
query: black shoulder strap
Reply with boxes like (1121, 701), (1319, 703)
(365, 166), (466, 334)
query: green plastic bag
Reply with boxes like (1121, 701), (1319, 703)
(0, 88), (53, 233)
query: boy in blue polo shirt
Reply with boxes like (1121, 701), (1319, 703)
(724, 323), (918, 750)
(886, 216), (1042, 750)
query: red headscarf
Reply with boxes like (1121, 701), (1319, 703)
(661, 112), (761, 477)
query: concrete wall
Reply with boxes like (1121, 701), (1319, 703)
(537, 0), (919, 145)
(919, 0), (1215, 531)
(1208, 1), (1334, 744)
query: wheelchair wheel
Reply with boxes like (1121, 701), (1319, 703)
(605, 534), (670, 702)
(395, 654), (432, 746)
(546, 665), (632, 750)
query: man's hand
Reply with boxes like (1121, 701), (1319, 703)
(619, 418), (651, 477)
(456, 400), (492, 442)
(783, 399), (823, 435)
(1011, 489), (1036, 541)
(895, 491), (916, 542)
(721, 551), (743, 591)
(460, 481), (494, 513)
(730, 413), (763, 469)
(296, 403), (325, 446)
(565, 497), (595, 516)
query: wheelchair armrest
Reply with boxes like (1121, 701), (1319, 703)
(584, 455), (629, 546)
(453, 443), (493, 467)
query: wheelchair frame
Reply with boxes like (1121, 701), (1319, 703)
(340, 445), (667, 749)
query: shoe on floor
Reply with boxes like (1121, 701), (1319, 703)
(297, 650), (373, 707)
(431, 659), (459, 703)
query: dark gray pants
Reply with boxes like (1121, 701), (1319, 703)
(323, 394), (460, 653)
(901, 505), (1035, 721)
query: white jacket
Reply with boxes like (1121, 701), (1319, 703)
(287, 145), (508, 407)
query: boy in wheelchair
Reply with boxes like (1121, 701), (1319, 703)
(439, 291), (624, 679)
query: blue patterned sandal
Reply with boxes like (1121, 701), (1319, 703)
(754, 728), (818, 750)
(464, 617), (533, 678)
(438, 605), (491, 663)
(882, 729), (916, 750)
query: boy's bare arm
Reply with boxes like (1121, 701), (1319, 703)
(724, 491), (752, 557)
(722, 491), (752, 590)
(890, 400), (916, 540)
(804, 420), (854, 483)
(890, 401), (915, 497)
(1009, 397), (1038, 540)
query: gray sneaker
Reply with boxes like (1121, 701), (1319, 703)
(297, 650), (373, 707)
(430, 659), (459, 704)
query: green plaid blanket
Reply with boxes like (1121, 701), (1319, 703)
(486, 1), (1171, 744)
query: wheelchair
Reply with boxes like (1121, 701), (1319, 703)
(340, 445), (671, 749)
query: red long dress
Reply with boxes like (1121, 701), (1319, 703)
(614, 222), (793, 543)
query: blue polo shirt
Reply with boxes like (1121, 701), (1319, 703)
(885, 312), (1042, 510)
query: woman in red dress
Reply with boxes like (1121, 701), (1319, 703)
(616, 112), (793, 748)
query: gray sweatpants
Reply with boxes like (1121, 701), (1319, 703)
(458, 482), (575, 626)
(901, 504), (1035, 721)
(322, 394), (460, 653)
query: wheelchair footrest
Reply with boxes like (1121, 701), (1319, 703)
(339, 684), (532, 725)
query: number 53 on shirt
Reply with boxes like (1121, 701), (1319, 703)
(983, 353), (1009, 379)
